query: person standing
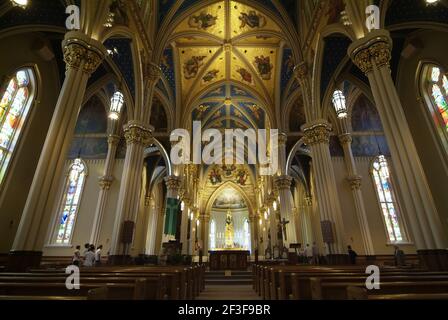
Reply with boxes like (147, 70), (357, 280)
(72, 245), (81, 266)
(312, 242), (319, 265)
(95, 245), (103, 267)
(347, 245), (358, 265)
(83, 245), (95, 267)
(394, 245), (406, 266)
(305, 244), (313, 264)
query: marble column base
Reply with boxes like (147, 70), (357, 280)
(108, 255), (133, 266)
(417, 249), (448, 271)
(7, 251), (42, 272)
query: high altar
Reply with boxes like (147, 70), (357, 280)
(209, 209), (249, 270)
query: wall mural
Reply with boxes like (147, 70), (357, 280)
(75, 95), (107, 134)
(254, 55), (273, 80)
(239, 11), (266, 28)
(184, 55), (207, 79)
(213, 187), (247, 209)
(188, 12), (218, 30)
(208, 164), (249, 186)
(351, 95), (383, 132)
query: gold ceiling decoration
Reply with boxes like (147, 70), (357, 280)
(171, 0), (283, 107)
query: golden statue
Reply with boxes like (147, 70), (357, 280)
(225, 209), (234, 248)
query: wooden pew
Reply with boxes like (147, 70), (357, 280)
(311, 279), (448, 300)
(347, 286), (448, 300)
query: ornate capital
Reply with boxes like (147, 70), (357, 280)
(164, 175), (182, 192)
(347, 175), (363, 190)
(124, 121), (153, 146)
(302, 120), (332, 146)
(293, 62), (308, 82)
(349, 31), (392, 75)
(99, 176), (114, 190)
(338, 133), (353, 145)
(277, 133), (288, 147)
(143, 62), (162, 82)
(63, 39), (103, 75)
(107, 134), (121, 146)
(274, 175), (292, 190)
(304, 196), (313, 206)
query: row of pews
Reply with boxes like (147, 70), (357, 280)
(0, 265), (205, 300)
(253, 263), (448, 300)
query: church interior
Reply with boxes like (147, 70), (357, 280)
(0, 0), (448, 301)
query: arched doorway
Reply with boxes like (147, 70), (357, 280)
(209, 186), (251, 252)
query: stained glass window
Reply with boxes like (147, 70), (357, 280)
(0, 68), (35, 185)
(55, 159), (87, 244)
(372, 155), (403, 243)
(210, 219), (216, 250)
(428, 66), (448, 133)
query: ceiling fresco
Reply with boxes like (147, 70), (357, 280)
(167, 0), (285, 108)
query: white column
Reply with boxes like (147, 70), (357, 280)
(275, 176), (297, 247)
(89, 134), (120, 245)
(11, 34), (105, 259)
(348, 30), (448, 251)
(339, 133), (375, 256)
(109, 122), (152, 259)
(302, 120), (347, 254)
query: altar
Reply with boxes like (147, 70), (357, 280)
(208, 250), (250, 270)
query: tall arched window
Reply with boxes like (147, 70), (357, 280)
(371, 155), (404, 243)
(210, 219), (216, 250)
(423, 64), (448, 149)
(55, 159), (87, 244)
(0, 68), (36, 185)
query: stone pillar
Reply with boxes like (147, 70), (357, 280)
(349, 30), (448, 269)
(274, 175), (297, 248)
(9, 33), (105, 271)
(339, 133), (375, 257)
(201, 214), (210, 262)
(302, 120), (348, 261)
(109, 122), (152, 264)
(180, 198), (191, 255)
(89, 134), (120, 245)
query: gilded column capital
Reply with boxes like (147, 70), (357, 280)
(293, 62), (308, 82)
(301, 120), (332, 146)
(347, 175), (363, 190)
(338, 133), (353, 145)
(348, 30), (392, 75)
(99, 176), (114, 190)
(305, 196), (313, 206)
(63, 38), (104, 75)
(107, 134), (121, 146)
(164, 175), (182, 192)
(274, 175), (293, 190)
(124, 121), (153, 146)
(277, 133), (288, 147)
(143, 62), (162, 82)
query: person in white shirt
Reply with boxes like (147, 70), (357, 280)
(95, 245), (103, 266)
(305, 244), (313, 264)
(72, 245), (81, 266)
(83, 245), (95, 267)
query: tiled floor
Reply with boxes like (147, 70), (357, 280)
(197, 285), (262, 300)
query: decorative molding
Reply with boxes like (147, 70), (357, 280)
(278, 133), (288, 146)
(302, 121), (332, 146)
(274, 175), (293, 190)
(99, 176), (114, 190)
(338, 133), (353, 145)
(63, 40), (104, 75)
(293, 62), (308, 82)
(124, 121), (153, 146)
(349, 31), (392, 74)
(108, 134), (121, 146)
(143, 62), (162, 82)
(347, 175), (363, 190)
(165, 175), (182, 192)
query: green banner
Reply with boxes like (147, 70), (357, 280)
(164, 198), (179, 236)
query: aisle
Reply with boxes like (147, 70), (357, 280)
(197, 270), (261, 300)
(198, 285), (261, 300)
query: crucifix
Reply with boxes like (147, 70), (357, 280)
(279, 218), (290, 241)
